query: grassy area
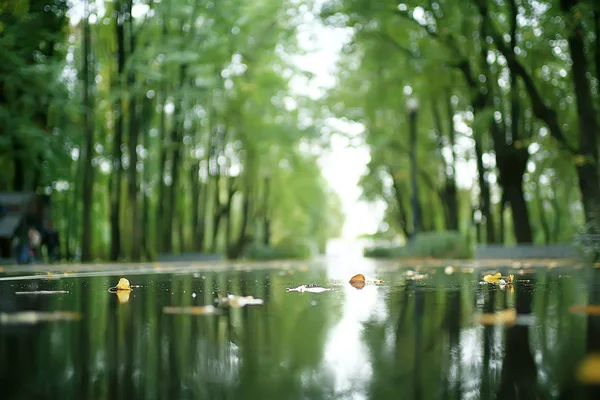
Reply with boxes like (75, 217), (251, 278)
(364, 231), (472, 259)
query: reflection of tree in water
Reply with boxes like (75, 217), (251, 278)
(495, 277), (540, 399)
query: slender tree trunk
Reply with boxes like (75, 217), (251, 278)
(391, 175), (411, 239)
(109, 0), (126, 261)
(191, 163), (201, 250)
(263, 175), (271, 246)
(81, 0), (95, 262)
(211, 174), (221, 253)
(474, 138), (495, 243)
(139, 96), (152, 259)
(432, 97), (459, 231)
(156, 89), (168, 252)
(535, 182), (551, 244)
(499, 193), (506, 244)
(127, 0), (141, 261)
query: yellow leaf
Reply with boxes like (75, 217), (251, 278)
(507, 274), (515, 284)
(109, 278), (132, 292)
(483, 272), (501, 283)
(577, 353), (600, 384)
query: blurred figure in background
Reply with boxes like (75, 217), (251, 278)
(44, 221), (60, 263)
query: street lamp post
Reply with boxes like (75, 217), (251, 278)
(407, 97), (421, 239)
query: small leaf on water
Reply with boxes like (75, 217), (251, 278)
(507, 274), (515, 284)
(349, 274), (365, 283)
(569, 305), (600, 315)
(577, 353), (600, 384)
(116, 278), (131, 291)
(109, 278), (132, 293)
(483, 273), (502, 283)
(474, 308), (517, 326)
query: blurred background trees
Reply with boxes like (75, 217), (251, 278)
(1, 0), (599, 261)
(321, 0), (600, 246)
(0, 0), (344, 261)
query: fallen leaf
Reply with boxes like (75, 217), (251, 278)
(569, 305), (600, 315)
(113, 278), (131, 291)
(483, 273), (502, 283)
(474, 308), (517, 326)
(349, 274), (365, 283)
(163, 305), (217, 315)
(577, 353), (600, 384)
(507, 274), (515, 284)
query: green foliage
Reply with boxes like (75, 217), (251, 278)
(364, 231), (472, 259)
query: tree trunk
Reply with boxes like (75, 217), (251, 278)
(534, 182), (551, 244)
(474, 138), (495, 243)
(156, 89), (168, 253)
(109, 0), (126, 261)
(191, 164), (201, 250)
(211, 174), (221, 253)
(127, 0), (141, 261)
(140, 95), (152, 259)
(80, 0), (95, 262)
(391, 175), (411, 239)
(504, 181), (533, 244)
(263, 175), (271, 246)
(561, 0), (600, 223)
(431, 97), (459, 231)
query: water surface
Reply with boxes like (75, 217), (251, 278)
(1, 257), (600, 399)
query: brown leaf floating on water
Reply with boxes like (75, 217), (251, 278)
(474, 308), (517, 326)
(349, 274), (365, 283)
(163, 305), (218, 315)
(577, 353), (600, 384)
(569, 305), (600, 315)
